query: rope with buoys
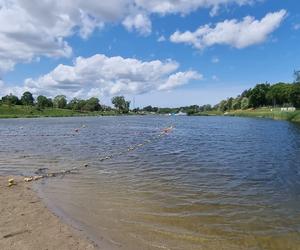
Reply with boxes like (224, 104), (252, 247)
(7, 126), (174, 186)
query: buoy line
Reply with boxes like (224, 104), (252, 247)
(1, 133), (77, 137)
(7, 126), (174, 186)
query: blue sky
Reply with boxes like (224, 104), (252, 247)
(0, 0), (299, 107)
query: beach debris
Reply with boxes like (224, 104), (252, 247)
(3, 229), (31, 239)
(24, 177), (33, 182)
(84, 164), (88, 167)
(82, 124), (87, 128)
(8, 178), (16, 187)
(75, 128), (79, 132)
(33, 176), (44, 181)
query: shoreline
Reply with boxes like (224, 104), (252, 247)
(0, 176), (98, 250)
(191, 109), (300, 123)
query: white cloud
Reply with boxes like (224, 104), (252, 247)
(157, 35), (166, 42)
(170, 9), (287, 49)
(3, 54), (201, 98)
(158, 71), (202, 91)
(122, 13), (152, 35)
(0, 0), (258, 74)
(135, 0), (254, 16)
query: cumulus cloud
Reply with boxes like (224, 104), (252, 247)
(135, 0), (254, 16)
(0, 0), (257, 74)
(158, 71), (202, 91)
(170, 9), (287, 49)
(122, 13), (152, 35)
(10, 54), (202, 98)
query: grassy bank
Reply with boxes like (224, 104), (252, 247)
(225, 108), (300, 123)
(192, 108), (300, 123)
(0, 105), (118, 118)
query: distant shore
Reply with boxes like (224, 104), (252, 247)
(1, 104), (300, 124)
(191, 108), (300, 123)
(0, 104), (121, 119)
(0, 176), (97, 250)
(225, 108), (300, 123)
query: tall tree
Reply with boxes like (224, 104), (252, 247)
(21, 91), (34, 106)
(248, 83), (270, 108)
(111, 96), (130, 113)
(53, 95), (67, 109)
(37, 95), (52, 109)
(83, 97), (101, 111)
(266, 83), (292, 106)
(241, 97), (249, 110)
(289, 83), (300, 108)
(294, 70), (300, 83)
(2, 94), (20, 106)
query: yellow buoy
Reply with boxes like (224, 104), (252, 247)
(8, 178), (16, 187)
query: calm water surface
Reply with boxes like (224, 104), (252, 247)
(1, 116), (300, 249)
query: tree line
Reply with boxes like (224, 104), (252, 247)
(0, 92), (131, 113)
(215, 82), (300, 113)
(1, 71), (299, 115)
(212, 71), (300, 112)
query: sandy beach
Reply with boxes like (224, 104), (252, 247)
(0, 176), (97, 250)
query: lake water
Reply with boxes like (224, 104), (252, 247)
(1, 116), (300, 249)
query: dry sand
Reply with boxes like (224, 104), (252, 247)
(0, 176), (98, 250)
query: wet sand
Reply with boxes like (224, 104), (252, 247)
(0, 176), (97, 250)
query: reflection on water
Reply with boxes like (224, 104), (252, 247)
(1, 116), (300, 249)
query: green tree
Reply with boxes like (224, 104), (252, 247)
(83, 97), (101, 112)
(232, 97), (241, 110)
(67, 98), (80, 110)
(111, 96), (130, 113)
(226, 97), (234, 110)
(294, 70), (300, 83)
(37, 95), (52, 109)
(218, 100), (228, 112)
(53, 95), (67, 109)
(248, 83), (270, 108)
(143, 105), (154, 112)
(21, 91), (34, 106)
(241, 97), (249, 110)
(266, 83), (292, 106)
(2, 94), (20, 106)
(289, 83), (300, 108)
(202, 104), (212, 111)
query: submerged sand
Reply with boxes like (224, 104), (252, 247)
(0, 176), (97, 250)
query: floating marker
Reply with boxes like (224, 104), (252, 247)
(24, 177), (33, 182)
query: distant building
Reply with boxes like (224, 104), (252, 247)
(281, 107), (296, 112)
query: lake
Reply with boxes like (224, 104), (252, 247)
(1, 116), (300, 249)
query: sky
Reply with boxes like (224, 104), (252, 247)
(0, 0), (299, 107)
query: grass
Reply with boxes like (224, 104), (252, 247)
(190, 107), (300, 123)
(226, 107), (300, 123)
(0, 105), (118, 118)
(1, 105), (300, 123)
